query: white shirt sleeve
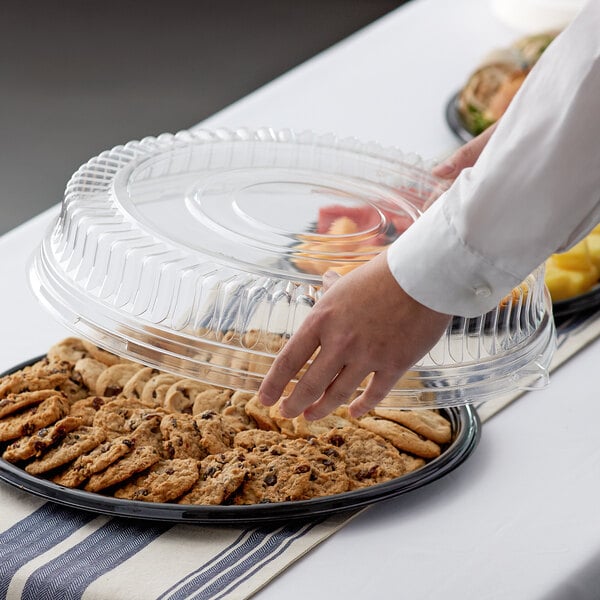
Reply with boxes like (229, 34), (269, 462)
(387, 0), (600, 317)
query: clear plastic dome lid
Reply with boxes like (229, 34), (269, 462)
(30, 128), (556, 408)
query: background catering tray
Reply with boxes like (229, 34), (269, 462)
(552, 283), (600, 319)
(0, 357), (480, 525)
(445, 94), (600, 321)
(445, 91), (474, 144)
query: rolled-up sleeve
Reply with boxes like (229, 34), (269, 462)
(388, 0), (600, 317)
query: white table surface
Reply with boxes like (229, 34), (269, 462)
(2, 0), (599, 598)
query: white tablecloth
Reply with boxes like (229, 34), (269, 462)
(2, 0), (599, 598)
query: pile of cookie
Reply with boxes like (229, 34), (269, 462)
(0, 338), (453, 505)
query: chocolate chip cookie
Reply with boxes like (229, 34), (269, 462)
(52, 435), (136, 488)
(178, 450), (248, 505)
(160, 413), (206, 460)
(232, 437), (349, 504)
(321, 426), (425, 489)
(358, 416), (441, 459)
(84, 445), (161, 492)
(0, 394), (70, 442)
(2, 415), (83, 463)
(114, 458), (199, 502)
(0, 390), (60, 420)
(25, 426), (106, 475)
(373, 408), (452, 445)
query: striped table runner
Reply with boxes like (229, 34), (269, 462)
(1, 308), (599, 600)
(0, 483), (356, 600)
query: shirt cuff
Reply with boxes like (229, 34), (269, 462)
(386, 198), (525, 317)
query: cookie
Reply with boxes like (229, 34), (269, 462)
(72, 358), (108, 395)
(122, 367), (160, 401)
(47, 338), (89, 365)
(0, 335), (451, 507)
(0, 394), (70, 442)
(372, 408), (452, 445)
(160, 413), (205, 460)
(52, 435), (135, 488)
(25, 426), (106, 475)
(232, 437), (349, 504)
(242, 330), (287, 353)
(92, 397), (160, 437)
(194, 410), (235, 455)
(114, 458), (199, 502)
(95, 363), (144, 397)
(268, 402), (296, 437)
(357, 416), (441, 459)
(0, 390), (59, 420)
(56, 376), (93, 403)
(163, 379), (213, 413)
(205, 332), (250, 378)
(80, 340), (123, 366)
(285, 435), (349, 479)
(178, 450), (248, 505)
(0, 360), (71, 399)
(321, 426), (425, 489)
(52, 414), (162, 487)
(192, 388), (232, 415)
(220, 390), (257, 432)
(234, 429), (288, 451)
(292, 410), (353, 438)
(69, 396), (108, 426)
(128, 414), (165, 452)
(84, 445), (161, 492)
(2, 416), (83, 463)
(140, 373), (181, 406)
(244, 395), (278, 431)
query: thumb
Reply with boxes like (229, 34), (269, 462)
(322, 270), (341, 292)
(433, 121), (499, 180)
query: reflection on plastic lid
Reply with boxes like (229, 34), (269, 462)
(29, 127), (556, 408)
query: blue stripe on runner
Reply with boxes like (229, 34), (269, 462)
(156, 528), (253, 600)
(160, 526), (288, 599)
(209, 521), (322, 600)
(155, 529), (256, 600)
(0, 502), (95, 600)
(20, 517), (171, 600)
(162, 520), (321, 600)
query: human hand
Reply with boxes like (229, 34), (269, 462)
(258, 252), (451, 420)
(432, 121), (498, 180)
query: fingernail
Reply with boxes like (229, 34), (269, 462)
(323, 270), (340, 284)
(278, 400), (294, 418)
(433, 161), (456, 177)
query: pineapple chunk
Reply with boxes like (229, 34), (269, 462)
(545, 255), (599, 302)
(551, 239), (594, 271)
(586, 231), (600, 271)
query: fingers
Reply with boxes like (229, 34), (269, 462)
(432, 122), (498, 180)
(301, 365), (368, 421)
(348, 371), (399, 418)
(258, 328), (320, 408)
(258, 253), (451, 420)
(322, 270), (341, 292)
(258, 270), (344, 413)
(277, 347), (346, 418)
